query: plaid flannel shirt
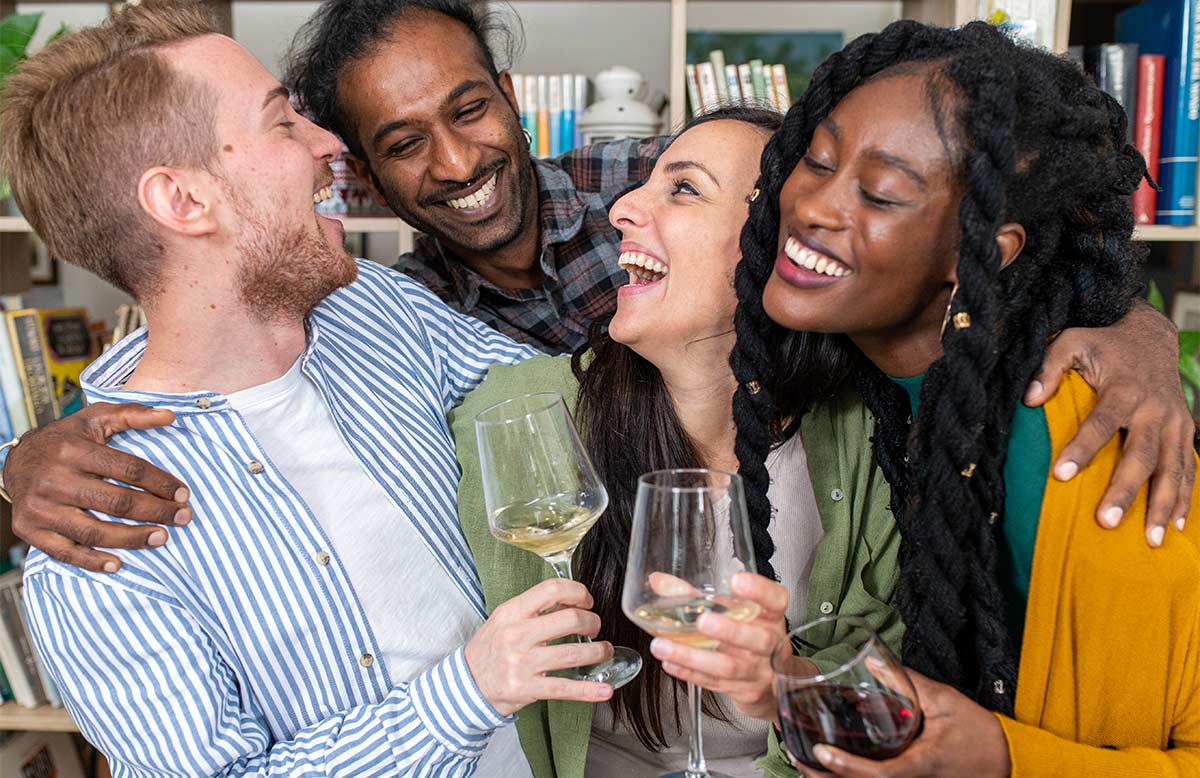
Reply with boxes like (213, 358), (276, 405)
(395, 136), (671, 355)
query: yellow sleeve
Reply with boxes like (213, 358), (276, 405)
(998, 715), (1200, 778)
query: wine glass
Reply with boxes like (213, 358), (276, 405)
(622, 468), (758, 778)
(773, 615), (923, 771)
(475, 391), (642, 688)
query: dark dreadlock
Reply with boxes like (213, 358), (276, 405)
(574, 104), (783, 750)
(730, 20), (1146, 714)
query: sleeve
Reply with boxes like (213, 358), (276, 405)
(394, 273), (538, 410)
(23, 569), (511, 778)
(997, 715), (1200, 778)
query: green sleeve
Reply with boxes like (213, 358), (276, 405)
(758, 389), (903, 778)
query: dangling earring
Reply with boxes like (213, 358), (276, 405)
(940, 282), (959, 340)
(522, 127), (534, 149)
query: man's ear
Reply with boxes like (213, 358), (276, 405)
(344, 154), (390, 209)
(498, 71), (521, 119)
(138, 167), (218, 237)
(995, 222), (1027, 271)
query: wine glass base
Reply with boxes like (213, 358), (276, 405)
(557, 646), (642, 689)
(658, 771), (736, 778)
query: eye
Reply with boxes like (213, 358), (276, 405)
(860, 188), (900, 208)
(278, 120), (296, 132)
(456, 100), (487, 122)
(802, 154), (834, 174)
(387, 138), (422, 158)
(670, 178), (699, 197)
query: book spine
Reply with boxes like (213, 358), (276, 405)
(749, 59), (768, 105)
(1134, 54), (1166, 224)
(574, 75), (587, 149)
(560, 74), (575, 155)
(536, 75), (550, 158)
(512, 72), (524, 129)
(523, 75), (538, 155)
(0, 580), (47, 707)
(7, 311), (59, 427)
(0, 607), (36, 707)
(708, 49), (729, 102)
(724, 64), (743, 105)
(0, 658), (12, 702)
(696, 62), (720, 113)
(685, 64), (702, 118)
(549, 75), (563, 158)
(762, 64), (779, 111)
(772, 64), (792, 110)
(1089, 44), (1140, 143)
(738, 64), (755, 109)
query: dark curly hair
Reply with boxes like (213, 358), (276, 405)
(730, 20), (1146, 714)
(282, 0), (522, 161)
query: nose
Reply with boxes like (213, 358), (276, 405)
(427, 128), (484, 183)
(787, 170), (848, 234)
(304, 118), (343, 164)
(608, 182), (649, 234)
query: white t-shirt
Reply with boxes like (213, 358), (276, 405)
(228, 357), (532, 777)
(588, 432), (824, 777)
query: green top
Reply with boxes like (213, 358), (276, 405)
(890, 373), (1050, 646)
(449, 354), (903, 778)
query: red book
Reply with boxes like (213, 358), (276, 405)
(1132, 54), (1166, 224)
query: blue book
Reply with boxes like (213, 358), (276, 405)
(561, 74), (576, 154)
(1118, 0), (1200, 224)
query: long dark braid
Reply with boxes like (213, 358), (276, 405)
(731, 20), (1145, 713)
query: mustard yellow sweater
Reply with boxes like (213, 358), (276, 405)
(997, 371), (1200, 777)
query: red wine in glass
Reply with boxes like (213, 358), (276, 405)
(779, 683), (921, 770)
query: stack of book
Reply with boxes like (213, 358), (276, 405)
(0, 308), (96, 443)
(512, 74), (588, 158)
(1074, 0), (1199, 226)
(685, 51), (792, 117)
(0, 568), (61, 709)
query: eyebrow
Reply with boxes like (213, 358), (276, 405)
(662, 160), (721, 188)
(818, 117), (929, 191)
(371, 79), (491, 149)
(262, 85), (290, 112)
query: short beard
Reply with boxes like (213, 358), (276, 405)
(229, 188), (358, 321)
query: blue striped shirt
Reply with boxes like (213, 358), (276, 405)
(22, 259), (536, 777)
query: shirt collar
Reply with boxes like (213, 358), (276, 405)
(82, 320), (322, 416)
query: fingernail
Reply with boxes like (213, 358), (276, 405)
(650, 638), (670, 659)
(813, 745), (835, 766)
(174, 508), (192, 526)
(103, 561), (118, 573)
(1025, 380), (1043, 403)
(147, 530), (168, 547)
(174, 487), (190, 503)
(1101, 506), (1123, 528)
(1149, 526), (1165, 547)
(1176, 517), (1187, 532)
(1055, 460), (1079, 481)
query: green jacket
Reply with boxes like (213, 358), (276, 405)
(448, 355), (901, 778)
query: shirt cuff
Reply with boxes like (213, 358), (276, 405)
(409, 645), (514, 756)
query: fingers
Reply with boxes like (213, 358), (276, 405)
(524, 675), (613, 705)
(651, 636), (753, 683)
(812, 745), (919, 778)
(731, 572), (789, 619)
(84, 447), (190, 504)
(533, 639), (614, 674)
(648, 571), (701, 598)
(1171, 433), (1195, 532)
(1024, 333), (1081, 407)
(1143, 428), (1187, 546)
(1054, 401), (1127, 482)
(697, 611), (781, 656)
(22, 525), (139, 574)
(505, 579), (593, 618)
(1093, 424), (1158, 533)
(79, 403), (176, 441)
(73, 479), (189, 525)
(526, 607), (602, 644)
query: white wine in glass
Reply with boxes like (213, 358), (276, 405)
(475, 392), (642, 689)
(622, 468), (758, 778)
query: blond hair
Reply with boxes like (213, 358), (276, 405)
(0, 0), (219, 297)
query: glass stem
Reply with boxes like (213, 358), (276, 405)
(686, 681), (708, 777)
(545, 551), (592, 645)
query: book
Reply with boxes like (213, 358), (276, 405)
(1084, 43), (1140, 142)
(536, 75), (550, 158)
(708, 49), (729, 102)
(0, 319), (30, 438)
(763, 63), (779, 111)
(772, 64), (793, 111)
(1134, 54), (1167, 223)
(749, 59), (768, 105)
(574, 74), (587, 149)
(685, 64), (702, 117)
(724, 64), (743, 105)
(561, 74), (576, 155)
(5, 310), (59, 428)
(37, 309), (93, 418)
(1118, 0), (1199, 224)
(0, 570), (47, 708)
(696, 61), (720, 113)
(523, 74), (539, 153)
(738, 64), (755, 109)
(549, 74), (563, 157)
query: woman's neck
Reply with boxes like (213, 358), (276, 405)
(656, 336), (740, 473)
(851, 287), (951, 378)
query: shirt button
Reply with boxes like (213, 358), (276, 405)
(830, 488), (844, 502)
(314, 551), (331, 567)
(247, 460), (265, 475)
(359, 653), (375, 668)
(195, 397), (212, 409)
(819, 601), (834, 615)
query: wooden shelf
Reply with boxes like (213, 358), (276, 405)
(0, 702), (78, 732)
(1134, 225), (1200, 243)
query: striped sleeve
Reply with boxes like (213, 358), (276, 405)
(23, 568), (509, 778)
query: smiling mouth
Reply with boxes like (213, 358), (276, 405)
(442, 171), (500, 212)
(783, 236), (852, 277)
(618, 250), (669, 285)
(313, 185), (334, 205)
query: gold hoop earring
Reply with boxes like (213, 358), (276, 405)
(939, 282), (971, 340)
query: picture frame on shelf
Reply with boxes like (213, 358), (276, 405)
(30, 240), (56, 285)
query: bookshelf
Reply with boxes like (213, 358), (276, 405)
(0, 700), (77, 732)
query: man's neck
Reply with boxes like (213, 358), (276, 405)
(444, 161), (545, 291)
(658, 333), (740, 473)
(122, 287), (309, 397)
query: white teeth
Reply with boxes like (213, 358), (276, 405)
(313, 186), (334, 204)
(783, 236), (850, 278)
(618, 251), (669, 284)
(447, 173), (499, 210)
